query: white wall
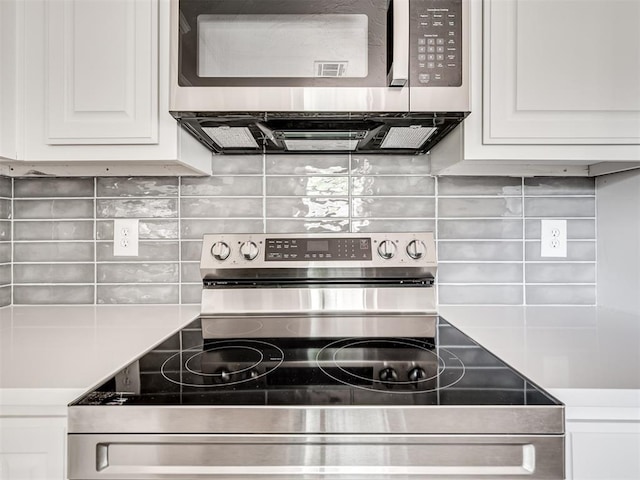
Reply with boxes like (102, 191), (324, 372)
(597, 169), (640, 314)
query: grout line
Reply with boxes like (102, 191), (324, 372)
(434, 176), (440, 307)
(522, 176), (526, 307)
(262, 153), (267, 234)
(93, 177), (97, 304)
(178, 176), (182, 304)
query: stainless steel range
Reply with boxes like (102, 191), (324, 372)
(68, 233), (565, 479)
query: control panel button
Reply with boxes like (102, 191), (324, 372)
(377, 240), (397, 260)
(211, 241), (231, 261)
(240, 241), (259, 261)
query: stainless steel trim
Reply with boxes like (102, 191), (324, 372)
(68, 405), (564, 435)
(201, 314), (438, 339)
(68, 434), (564, 479)
(200, 287), (436, 317)
(389, 0), (409, 87)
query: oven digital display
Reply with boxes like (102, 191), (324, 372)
(307, 240), (329, 252)
(265, 237), (372, 261)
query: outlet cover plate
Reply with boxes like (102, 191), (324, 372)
(114, 219), (139, 257)
(540, 219), (567, 258)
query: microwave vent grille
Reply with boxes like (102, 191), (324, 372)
(381, 126), (437, 149)
(202, 127), (260, 149)
(283, 139), (360, 151)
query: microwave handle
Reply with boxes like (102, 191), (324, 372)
(389, 0), (410, 87)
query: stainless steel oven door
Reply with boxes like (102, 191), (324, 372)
(68, 434), (564, 479)
(170, 0), (410, 112)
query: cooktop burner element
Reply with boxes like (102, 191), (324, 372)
(160, 339), (284, 389)
(315, 338), (465, 395)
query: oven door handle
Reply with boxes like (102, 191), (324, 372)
(388, 0), (410, 87)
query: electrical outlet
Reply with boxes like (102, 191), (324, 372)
(540, 219), (567, 258)
(113, 219), (139, 256)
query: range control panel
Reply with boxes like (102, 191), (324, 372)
(265, 237), (372, 262)
(411, 0), (463, 87)
(200, 233), (438, 272)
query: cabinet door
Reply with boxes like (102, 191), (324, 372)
(46, 0), (158, 145)
(568, 424), (640, 480)
(485, 0), (640, 145)
(0, 418), (66, 480)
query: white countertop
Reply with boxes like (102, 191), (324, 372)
(439, 305), (640, 418)
(1, 304), (639, 416)
(0, 305), (199, 413)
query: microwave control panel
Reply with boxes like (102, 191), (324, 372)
(411, 0), (463, 86)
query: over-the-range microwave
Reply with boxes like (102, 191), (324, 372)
(170, 0), (470, 155)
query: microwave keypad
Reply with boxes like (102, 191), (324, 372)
(411, 0), (462, 87)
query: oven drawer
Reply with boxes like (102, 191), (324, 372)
(68, 434), (564, 479)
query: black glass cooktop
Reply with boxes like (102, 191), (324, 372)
(72, 317), (561, 407)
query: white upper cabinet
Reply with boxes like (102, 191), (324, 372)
(0, 0), (18, 161)
(433, 0), (640, 174)
(486, 0), (640, 146)
(4, 0), (211, 176)
(46, 0), (158, 145)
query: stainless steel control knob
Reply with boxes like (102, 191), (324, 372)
(406, 239), (427, 260)
(377, 240), (397, 260)
(211, 241), (231, 261)
(240, 241), (259, 261)
(379, 367), (398, 383)
(408, 367), (427, 383)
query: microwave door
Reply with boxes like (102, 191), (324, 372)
(170, 0), (410, 113)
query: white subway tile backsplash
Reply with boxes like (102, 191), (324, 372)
(352, 197), (435, 218)
(181, 197), (263, 218)
(212, 155), (264, 175)
(14, 199), (94, 219)
(350, 155), (430, 175)
(266, 155), (349, 175)
(266, 197), (349, 218)
(438, 241), (523, 262)
(14, 264), (95, 284)
(14, 285), (94, 304)
(266, 176), (349, 196)
(14, 242), (94, 263)
(437, 176), (522, 196)
(1, 171), (597, 307)
(97, 177), (179, 197)
(438, 198), (523, 218)
(351, 176), (435, 196)
(439, 285), (524, 305)
(14, 178), (94, 198)
(13, 221), (93, 241)
(0, 177), (12, 198)
(97, 263), (179, 284)
(438, 263), (523, 284)
(351, 219), (436, 233)
(438, 219), (523, 239)
(265, 219), (349, 233)
(526, 285), (596, 305)
(181, 176), (263, 196)
(97, 284), (179, 304)
(181, 219), (264, 239)
(524, 177), (595, 196)
(524, 197), (596, 217)
(96, 198), (178, 218)
(525, 263), (596, 284)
